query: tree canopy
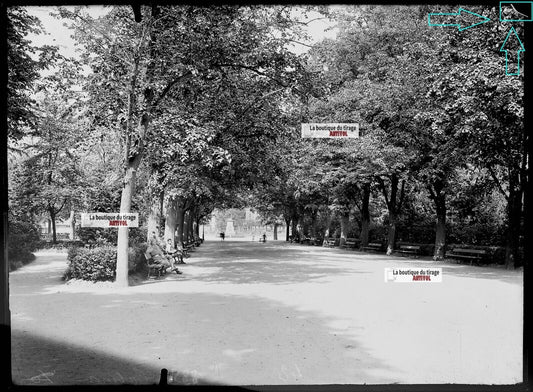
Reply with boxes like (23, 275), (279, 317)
(7, 4), (527, 284)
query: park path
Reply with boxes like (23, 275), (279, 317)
(10, 240), (523, 386)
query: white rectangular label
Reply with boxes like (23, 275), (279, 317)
(301, 123), (360, 138)
(384, 268), (442, 283)
(81, 213), (139, 228)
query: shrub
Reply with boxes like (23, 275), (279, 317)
(37, 240), (84, 250)
(76, 227), (117, 247)
(64, 246), (117, 282)
(8, 219), (40, 267)
(64, 243), (148, 282)
(76, 226), (147, 247)
(129, 227), (147, 246)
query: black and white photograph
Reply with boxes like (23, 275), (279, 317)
(1, 2), (529, 388)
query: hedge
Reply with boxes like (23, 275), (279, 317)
(64, 243), (148, 282)
(8, 220), (40, 270)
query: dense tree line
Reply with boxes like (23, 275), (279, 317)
(7, 5), (525, 286)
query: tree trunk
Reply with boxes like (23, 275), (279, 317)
(433, 191), (446, 261)
(285, 218), (290, 241)
(339, 213), (350, 247)
(115, 7), (160, 287)
(158, 191), (165, 236)
(176, 206), (185, 245)
(298, 219), (305, 240)
(195, 217), (201, 237)
(188, 211), (194, 239)
(49, 208), (57, 244)
(505, 183), (522, 269)
(291, 216), (298, 239)
(273, 223), (278, 240)
(164, 198), (178, 247)
(147, 191), (162, 242)
(359, 182), (371, 247)
(386, 211), (398, 255)
(116, 162), (139, 287)
(379, 174), (404, 255)
(322, 209), (332, 245)
(184, 210), (193, 241)
(310, 214), (317, 238)
(69, 210), (75, 241)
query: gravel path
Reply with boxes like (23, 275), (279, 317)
(10, 240), (523, 386)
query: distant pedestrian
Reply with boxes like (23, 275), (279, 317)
(220, 232), (225, 241)
(262, 233), (266, 243)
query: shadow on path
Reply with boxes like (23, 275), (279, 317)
(11, 329), (220, 386)
(10, 244), (401, 385)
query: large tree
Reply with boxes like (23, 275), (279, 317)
(66, 5), (311, 285)
(7, 7), (61, 141)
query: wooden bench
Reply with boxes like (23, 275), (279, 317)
(360, 242), (383, 252)
(301, 236), (312, 245)
(323, 238), (336, 247)
(397, 245), (421, 257)
(312, 237), (323, 246)
(184, 240), (196, 252)
(446, 248), (488, 266)
(343, 238), (359, 250)
(145, 251), (167, 279)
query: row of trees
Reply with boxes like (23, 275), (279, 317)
(8, 5), (324, 285)
(251, 5), (525, 268)
(7, 5), (525, 288)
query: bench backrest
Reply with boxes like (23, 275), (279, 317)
(401, 245), (420, 250)
(368, 243), (381, 247)
(453, 248), (487, 255)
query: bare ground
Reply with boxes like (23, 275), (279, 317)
(9, 240), (523, 386)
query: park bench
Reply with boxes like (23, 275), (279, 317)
(446, 248), (488, 266)
(396, 245), (421, 257)
(342, 238), (359, 250)
(184, 239), (196, 252)
(301, 236), (312, 245)
(166, 246), (186, 264)
(323, 238), (336, 247)
(360, 242), (383, 253)
(144, 251), (167, 279)
(312, 237), (323, 246)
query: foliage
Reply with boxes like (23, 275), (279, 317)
(64, 243), (148, 281)
(7, 217), (40, 266)
(76, 226), (146, 247)
(7, 7), (61, 140)
(64, 246), (117, 281)
(36, 240), (84, 250)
